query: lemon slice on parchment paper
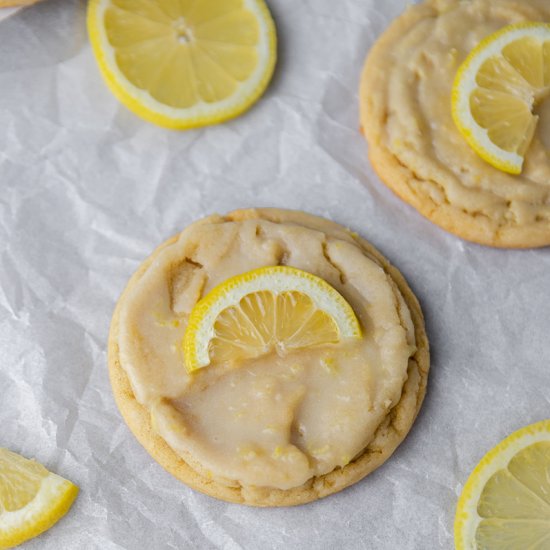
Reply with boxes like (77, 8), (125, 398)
(87, 0), (277, 129)
(452, 23), (550, 175)
(183, 266), (362, 373)
(0, 448), (78, 549)
(455, 419), (550, 550)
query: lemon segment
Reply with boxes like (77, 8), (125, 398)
(455, 419), (550, 550)
(87, 0), (277, 129)
(0, 448), (78, 549)
(183, 266), (362, 372)
(452, 23), (550, 174)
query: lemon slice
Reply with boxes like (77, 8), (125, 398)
(455, 419), (550, 550)
(452, 23), (550, 174)
(0, 448), (78, 549)
(183, 266), (362, 372)
(87, 0), (277, 129)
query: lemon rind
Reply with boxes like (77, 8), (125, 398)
(454, 419), (550, 550)
(451, 22), (550, 175)
(0, 473), (78, 549)
(87, 0), (277, 130)
(183, 266), (362, 372)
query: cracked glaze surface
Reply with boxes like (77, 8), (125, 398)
(116, 209), (416, 490)
(361, 0), (550, 247)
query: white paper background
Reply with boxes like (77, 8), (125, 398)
(1, 0), (549, 548)
(0, 8), (20, 22)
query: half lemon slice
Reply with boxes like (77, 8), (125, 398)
(87, 0), (277, 129)
(183, 266), (362, 372)
(452, 23), (550, 174)
(455, 419), (550, 550)
(0, 448), (78, 549)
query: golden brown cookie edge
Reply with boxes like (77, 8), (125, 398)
(358, 1), (550, 249)
(108, 208), (430, 507)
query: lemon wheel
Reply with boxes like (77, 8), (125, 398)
(452, 23), (550, 174)
(455, 419), (550, 550)
(87, 0), (277, 129)
(183, 266), (362, 372)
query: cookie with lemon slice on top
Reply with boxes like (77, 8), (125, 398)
(360, 0), (550, 248)
(108, 209), (429, 506)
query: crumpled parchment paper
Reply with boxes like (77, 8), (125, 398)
(1, 0), (549, 548)
(0, 7), (20, 23)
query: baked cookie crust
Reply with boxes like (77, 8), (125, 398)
(108, 209), (429, 506)
(360, 0), (550, 248)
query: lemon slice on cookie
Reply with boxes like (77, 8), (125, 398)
(87, 0), (277, 129)
(183, 266), (362, 372)
(0, 448), (78, 549)
(455, 420), (550, 550)
(452, 23), (550, 174)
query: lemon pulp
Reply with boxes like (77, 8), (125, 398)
(183, 266), (362, 372)
(455, 420), (550, 550)
(452, 23), (550, 174)
(476, 441), (550, 548)
(0, 448), (78, 549)
(88, 0), (277, 128)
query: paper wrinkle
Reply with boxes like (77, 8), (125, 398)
(0, 0), (549, 548)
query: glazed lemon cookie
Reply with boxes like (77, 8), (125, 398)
(360, 0), (550, 248)
(108, 209), (429, 506)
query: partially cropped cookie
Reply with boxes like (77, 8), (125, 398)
(109, 209), (429, 506)
(360, 0), (550, 248)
